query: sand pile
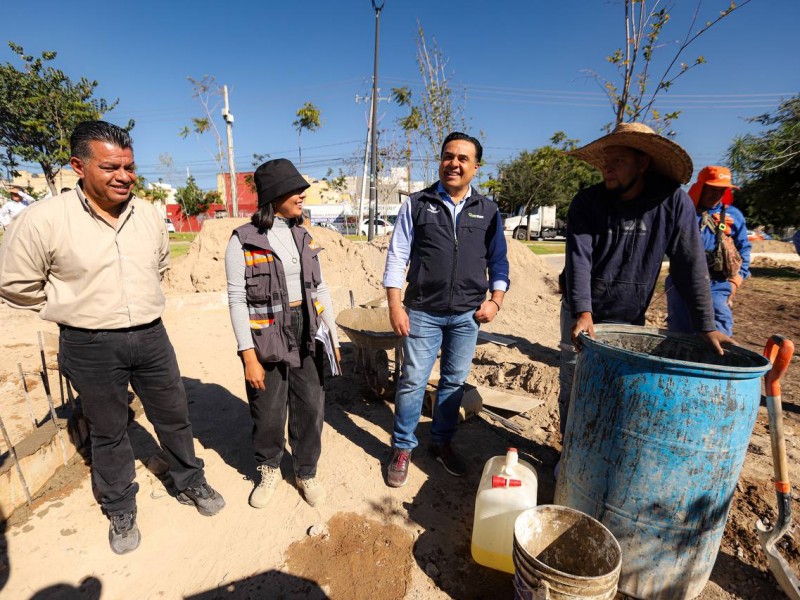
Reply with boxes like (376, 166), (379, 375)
(163, 220), (387, 316)
(750, 239), (795, 253)
(163, 218), (249, 294)
(163, 222), (560, 344)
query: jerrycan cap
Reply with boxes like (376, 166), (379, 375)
(505, 448), (519, 471)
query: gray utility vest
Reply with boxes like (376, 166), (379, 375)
(234, 222), (324, 368)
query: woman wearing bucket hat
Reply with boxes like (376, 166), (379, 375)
(556, 123), (731, 442)
(666, 165), (751, 337)
(224, 158), (340, 508)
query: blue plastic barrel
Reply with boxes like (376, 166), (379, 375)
(554, 325), (771, 600)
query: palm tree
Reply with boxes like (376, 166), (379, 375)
(391, 87), (421, 191)
(292, 102), (322, 171)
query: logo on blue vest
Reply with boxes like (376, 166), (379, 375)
(427, 206), (440, 214)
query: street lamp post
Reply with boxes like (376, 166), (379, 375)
(368, 0), (385, 241)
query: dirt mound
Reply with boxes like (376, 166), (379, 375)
(285, 512), (415, 600)
(163, 223), (560, 347)
(163, 220), (387, 314)
(487, 239), (560, 342)
(750, 239), (795, 253)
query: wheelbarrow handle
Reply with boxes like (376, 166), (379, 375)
(764, 335), (794, 398)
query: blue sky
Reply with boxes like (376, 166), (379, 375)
(2, 0), (797, 191)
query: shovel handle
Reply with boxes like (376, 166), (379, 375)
(764, 336), (794, 398)
(763, 336), (795, 501)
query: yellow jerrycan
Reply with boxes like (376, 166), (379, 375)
(471, 448), (538, 573)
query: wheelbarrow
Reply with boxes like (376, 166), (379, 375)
(335, 307), (403, 396)
(757, 335), (800, 600)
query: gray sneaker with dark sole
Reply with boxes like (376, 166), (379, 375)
(109, 510), (140, 555)
(177, 482), (226, 516)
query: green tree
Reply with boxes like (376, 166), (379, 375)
(727, 95), (800, 228)
(175, 176), (212, 232)
(588, 1), (751, 132)
(132, 176), (169, 203)
(324, 167), (348, 194)
(293, 102), (322, 171)
(0, 42), (129, 195)
(491, 133), (602, 239)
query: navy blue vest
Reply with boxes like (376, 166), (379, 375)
(404, 185), (498, 312)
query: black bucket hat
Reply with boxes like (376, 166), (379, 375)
(254, 159), (310, 208)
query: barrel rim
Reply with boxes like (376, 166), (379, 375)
(579, 325), (770, 376)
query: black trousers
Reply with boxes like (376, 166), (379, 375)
(245, 306), (325, 479)
(59, 320), (205, 516)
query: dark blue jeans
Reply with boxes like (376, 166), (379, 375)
(245, 306), (325, 479)
(59, 320), (205, 516)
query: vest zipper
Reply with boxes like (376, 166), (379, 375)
(449, 236), (458, 309)
(446, 196), (476, 310)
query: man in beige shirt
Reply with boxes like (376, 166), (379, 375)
(0, 121), (225, 555)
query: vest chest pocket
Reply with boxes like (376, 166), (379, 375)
(244, 253), (274, 303)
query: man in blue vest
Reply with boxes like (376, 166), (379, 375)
(382, 132), (510, 487)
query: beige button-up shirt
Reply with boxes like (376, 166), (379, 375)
(0, 187), (169, 329)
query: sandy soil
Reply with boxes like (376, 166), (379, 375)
(0, 222), (798, 599)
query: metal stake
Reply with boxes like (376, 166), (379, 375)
(0, 414), (33, 506)
(40, 370), (68, 467)
(17, 363), (37, 428)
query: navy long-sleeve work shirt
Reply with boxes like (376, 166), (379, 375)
(564, 174), (716, 332)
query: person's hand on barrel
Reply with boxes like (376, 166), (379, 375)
(572, 311), (595, 350)
(701, 330), (734, 356)
(387, 288), (410, 337)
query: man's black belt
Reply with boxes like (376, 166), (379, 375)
(59, 318), (162, 334)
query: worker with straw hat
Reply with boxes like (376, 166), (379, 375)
(557, 123), (731, 448)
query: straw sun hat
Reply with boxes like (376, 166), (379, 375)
(569, 122), (693, 184)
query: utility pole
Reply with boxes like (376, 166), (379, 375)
(355, 95), (374, 237)
(221, 85), (238, 218)
(368, 0), (385, 241)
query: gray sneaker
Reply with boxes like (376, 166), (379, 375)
(177, 482), (226, 516)
(297, 476), (326, 507)
(250, 465), (281, 509)
(108, 510), (140, 555)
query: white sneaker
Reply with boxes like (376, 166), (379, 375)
(297, 476), (326, 507)
(250, 465), (280, 509)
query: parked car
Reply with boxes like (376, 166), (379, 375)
(315, 221), (339, 232)
(359, 218), (393, 236)
(165, 218), (176, 233)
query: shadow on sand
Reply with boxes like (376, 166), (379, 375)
(185, 570), (327, 599)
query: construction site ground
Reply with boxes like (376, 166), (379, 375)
(0, 221), (798, 599)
